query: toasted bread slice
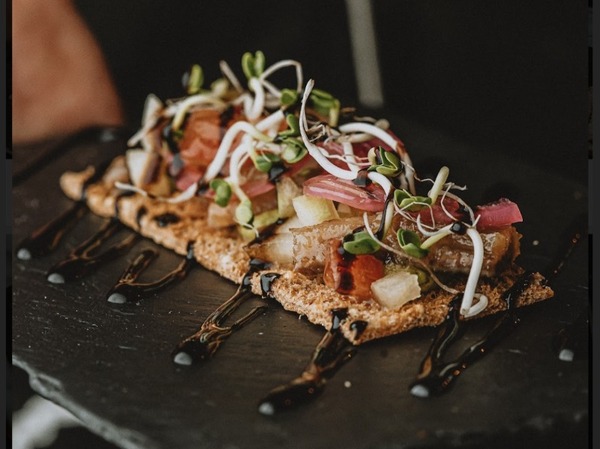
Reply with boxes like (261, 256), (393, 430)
(59, 158), (554, 344)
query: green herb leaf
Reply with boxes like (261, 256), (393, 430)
(393, 189), (432, 211)
(183, 64), (204, 95)
(235, 199), (254, 225)
(252, 152), (280, 173)
(209, 179), (232, 207)
(242, 51), (265, 80)
(280, 138), (308, 164)
(397, 229), (429, 258)
(367, 146), (403, 177)
(309, 89), (341, 126)
(343, 231), (381, 255)
(280, 89), (299, 106)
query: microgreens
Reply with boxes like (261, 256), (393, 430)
(209, 179), (232, 207)
(394, 189), (432, 211)
(252, 151), (280, 173)
(280, 88), (299, 106)
(182, 64), (204, 95)
(367, 146), (403, 177)
(235, 199), (254, 225)
(342, 230), (381, 255)
(280, 137), (307, 164)
(242, 51), (266, 80)
(309, 88), (341, 126)
(397, 229), (429, 258)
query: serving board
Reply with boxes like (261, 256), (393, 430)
(12, 118), (589, 449)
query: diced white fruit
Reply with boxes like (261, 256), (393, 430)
(277, 176), (302, 218)
(245, 233), (294, 267)
(126, 149), (160, 187)
(371, 271), (421, 309)
(276, 215), (303, 234)
(125, 149), (171, 197)
(292, 194), (339, 226)
(238, 209), (280, 241)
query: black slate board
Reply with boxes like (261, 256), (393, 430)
(11, 119), (589, 449)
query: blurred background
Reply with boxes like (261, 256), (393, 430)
(10, 0), (590, 448)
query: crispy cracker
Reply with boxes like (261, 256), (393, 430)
(60, 158), (554, 344)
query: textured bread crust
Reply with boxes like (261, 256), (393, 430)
(60, 158), (554, 344)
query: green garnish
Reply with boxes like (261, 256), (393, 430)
(183, 64), (204, 95)
(342, 231), (381, 255)
(235, 199), (254, 225)
(242, 51), (266, 80)
(279, 113), (301, 138)
(280, 137), (308, 164)
(394, 189), (432, 211)
(209, 179), (232, 207)
(367, 146), (403, 177)
(280, 88), (299, 106)
(309, 88), (340, 126)
(397, 229), (429, 258)
(252, 151), (280, 173)
(404, 266), (434, 291)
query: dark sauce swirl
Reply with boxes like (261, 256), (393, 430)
(46, 219), (140, 284)
(171, 259), (271, 365)
(410, 274), (532, 398)
(257, 308), (367, 415)
(106, 243), (196, 304)
(16, 158), (115, 260)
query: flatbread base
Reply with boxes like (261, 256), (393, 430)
(60, 157), (554, 344)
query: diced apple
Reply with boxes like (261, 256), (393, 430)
(276, 176), (302, 218)
(125, 149), (171, 197)
(370, 271), (421, 309)
(292, 194), (339, 226)
(245, 233), (294, 267)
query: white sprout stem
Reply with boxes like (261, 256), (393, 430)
(226, 110), (285, 185)
(113, 181), (200, 204)
(127, 94), (164, 147)
(460, 227), (487, 317)
(415, 214), (439, 236)
(428, 166), (449, 203)
(339, 121), (416, 194)
(171, 94), (226, 131)
(299, 80), (356, 180)
(114, 181), (149, 197)
(203, 121), (271, 182)
(226, 140), (253, 185)
(443, 190), (476, 225)
(219, 60), (244, 93)
(361, 213), (460, 295)
(341, 141), (359, 172)
(421, 225), (453, 248)
(244, 77), (265, 121)
(259, 59), (303, 93)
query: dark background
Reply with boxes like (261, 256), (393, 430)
(73, 0), (589, 183)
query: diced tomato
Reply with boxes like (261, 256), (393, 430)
(323, 239), (384, 300)
(178, 107), (243, 169)
(303, 174), (386, 212)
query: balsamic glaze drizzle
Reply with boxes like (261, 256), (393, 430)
(171, 259), (271, 365)
(46, 219), (140, 284)
(257, 308), (367, 415)
(16, 158), (116, 260)
(410, 274), (532, 398)
(153, 213), (181, 227)
(105, 243), (196, 304)
(16, 202), (88, 260)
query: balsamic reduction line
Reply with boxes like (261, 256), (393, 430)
(106, 244), (196, 304)
(16, 154), (123, 261)
(171, 259), (272, 366)
(257, 309), (368, 416)
(410, 274), (533, 398)
(16, 201), (88, 260)
(46, 219), (140, 284)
